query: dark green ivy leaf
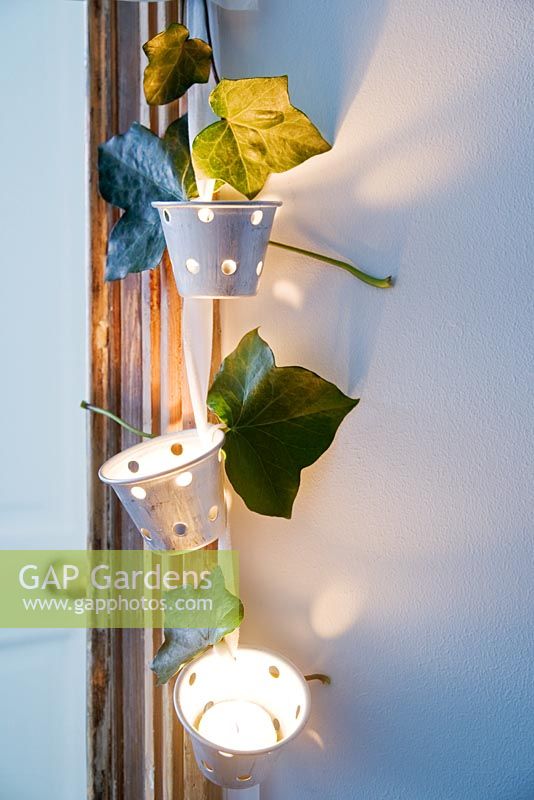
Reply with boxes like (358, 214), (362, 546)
(151, 567), (243, 685)
(106, 211), (165, 280)
(208, 330), (359, 518)
(164, 115), (199, 200)
(143, 23), (212, 106)
(98, 117), (197, 280)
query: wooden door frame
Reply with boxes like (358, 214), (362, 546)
(86, 2), (220, 798)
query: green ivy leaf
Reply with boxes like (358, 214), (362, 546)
(192, 76), (331, 199)
(151, 567), (243, 685)
(143, 23), (212, 106)
(98, 117), (196, 280)
(207, 330), (359, 518)
(164, 115), (198, 201)
(106, 212), (165, 280)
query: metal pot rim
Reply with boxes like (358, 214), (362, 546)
(98, 427), (225, 486)
(173, 645), (311, 757)
(151, 200), (282, 209)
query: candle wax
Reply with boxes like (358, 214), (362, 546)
(198, 699), (277, 751)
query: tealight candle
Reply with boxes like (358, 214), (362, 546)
(198, 699), (277, 751)
(174, 646), (310, 788)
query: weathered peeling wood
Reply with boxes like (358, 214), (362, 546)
(139, 10), (158, 796)
(151, 12), (186, 799)
(88, 1), (222, 798)
(115, 0), (151, 793)
(87, 1), (121, 799)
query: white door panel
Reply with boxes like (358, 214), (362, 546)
(0, 1), (87, 797)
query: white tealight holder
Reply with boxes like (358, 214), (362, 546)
(152, 201), (282, 298)
(98, 426), (226, 551)
(173, 646), (311, 789)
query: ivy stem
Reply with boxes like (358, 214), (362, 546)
(305, 673), (332, 685)
(269, 240), (393, 289)
(80, 401), (156, 440)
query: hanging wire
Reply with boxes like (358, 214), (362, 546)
(202, 0), (221, 83)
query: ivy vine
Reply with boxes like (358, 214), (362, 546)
(89, 21), (393, 680)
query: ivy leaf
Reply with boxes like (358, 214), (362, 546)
(207, 330), (359, 518)
(98, 117), (196, 280)
(143, 22), (212, 106)
(151, 567), (243, 685)
(106, 211), (165, 280)
(192, 76), (331, 199)
(164, 117), (199, 201)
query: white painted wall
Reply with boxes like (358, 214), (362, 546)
(217, 2), (534, 798)
(0, 1), (87, 797)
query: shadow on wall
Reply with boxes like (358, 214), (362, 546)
(218, 0), (532, 399)
(217, 0), (394, 395)
(215, 0), (391, 140)
(218, 2), (534, 796)
(300, 605), (534, 800)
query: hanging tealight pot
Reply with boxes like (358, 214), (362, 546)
(98, 426), (225, 551)
(152, 201), (282, 298)
(173, 646), (311, 789)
